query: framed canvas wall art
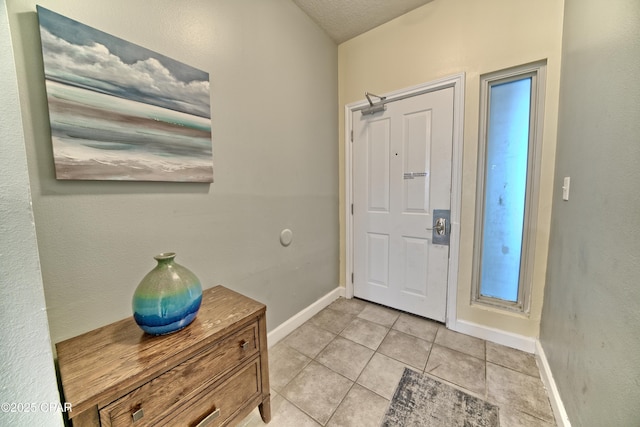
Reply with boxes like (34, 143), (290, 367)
(37, 6), (213, 182)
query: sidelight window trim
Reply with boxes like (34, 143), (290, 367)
(471, 60), (547, 314)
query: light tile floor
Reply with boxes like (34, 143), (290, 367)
(241, 297), (556, 427)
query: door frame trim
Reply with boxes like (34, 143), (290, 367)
(345, 73), (465, 328)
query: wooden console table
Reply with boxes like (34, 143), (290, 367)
(56, 286), (271, 426)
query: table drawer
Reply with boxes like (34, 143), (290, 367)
(99, 321), (258, 427)
(170, 358), (261, 427)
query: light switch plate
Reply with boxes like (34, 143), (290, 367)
(562, 177), (570, 201)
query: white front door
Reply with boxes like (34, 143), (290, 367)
(352, 87), (454, 322)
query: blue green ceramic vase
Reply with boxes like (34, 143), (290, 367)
(132, 252), (203, 335)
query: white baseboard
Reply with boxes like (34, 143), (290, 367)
(535, 340), (571, 427)
(451, 319), (537, 353)
(267, 286), (345, 348)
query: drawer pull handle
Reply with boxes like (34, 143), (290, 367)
(131, 408), (144, 422)
(196, 407), (221, 427)
(240, 339), (249, 350)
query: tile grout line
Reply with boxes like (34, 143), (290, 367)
(484, 338), (488, 400)
(423, 325), (441, 374)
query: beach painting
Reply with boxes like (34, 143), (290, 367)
(36, 6), (213, 182)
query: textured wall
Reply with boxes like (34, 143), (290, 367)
(540, 0), (640, 424)
(7, 0), (338, 343)
(0, 2), (62, 425)
(338, 0), (564, 337)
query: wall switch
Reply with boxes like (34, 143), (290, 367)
(562, 176), (570, 201)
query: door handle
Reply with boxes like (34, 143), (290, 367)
(428, 209), (451, 246)
(426, 217), (447, 235)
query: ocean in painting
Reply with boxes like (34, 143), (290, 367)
(37, 6), (213, 182)
(47, 80), (213, 181)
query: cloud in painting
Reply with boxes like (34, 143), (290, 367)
(37, 7), (210, 119)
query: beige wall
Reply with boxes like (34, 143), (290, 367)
(339, 0), (564, 337)
(7, 0), (338, 343)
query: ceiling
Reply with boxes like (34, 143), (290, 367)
(292, 0), (434, 44)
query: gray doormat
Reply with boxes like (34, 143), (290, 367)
(382, 368), (500, 426)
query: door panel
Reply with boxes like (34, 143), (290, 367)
(402, 236), (429, 296)
(367, 119), (390, 212)
(403, 110), (431, 213)
(353, 87), (454, 321)
(367, 233), (389, 288)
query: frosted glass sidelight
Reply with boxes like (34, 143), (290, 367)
(479, 78), (532, 302)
